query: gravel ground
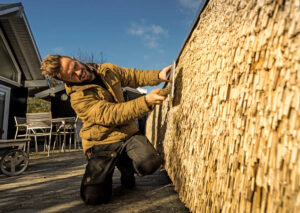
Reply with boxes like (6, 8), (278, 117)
(0, 150), (190, 213)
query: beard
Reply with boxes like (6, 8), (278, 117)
(80, 63), (96, 82)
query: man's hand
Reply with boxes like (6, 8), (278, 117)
(159, 65), (173, 81)
(145, 88), (167, 106)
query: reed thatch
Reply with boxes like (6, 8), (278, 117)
(145, 0), (300, 212)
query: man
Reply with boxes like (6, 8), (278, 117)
(41, 55), (171, 205)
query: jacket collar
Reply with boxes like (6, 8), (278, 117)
(64, 64), (121, 102)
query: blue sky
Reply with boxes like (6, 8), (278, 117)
(3, 0), (202, 90)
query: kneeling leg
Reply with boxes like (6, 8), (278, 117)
(80, 153), (116, 205)
(125, 134), (163, 176)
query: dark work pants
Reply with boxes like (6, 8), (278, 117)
(80, 133), (163, 205)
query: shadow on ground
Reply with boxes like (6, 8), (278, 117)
(0, 151), (190, 213)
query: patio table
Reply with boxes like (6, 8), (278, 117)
(51, 117), (77, 153)
(23, 116), (76, 156)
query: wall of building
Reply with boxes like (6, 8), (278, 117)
(50, 91), (76, 118)
(9, 86), (27, 139)
(146, 0), (300, 212)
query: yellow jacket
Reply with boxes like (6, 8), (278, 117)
(65, 63), (160, 152)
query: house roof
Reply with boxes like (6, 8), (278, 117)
(0, 3), (43, 81)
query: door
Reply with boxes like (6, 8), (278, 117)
(0, 85), (10, 139)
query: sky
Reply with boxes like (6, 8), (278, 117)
(2, 0), (203, 90)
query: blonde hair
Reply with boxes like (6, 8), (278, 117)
(41, 55), (66, 78)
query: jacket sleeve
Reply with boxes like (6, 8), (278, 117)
(104, 63), (162, 88)
(70, 89), (152, 126)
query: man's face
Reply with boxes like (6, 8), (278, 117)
(57, 57), (95, 83)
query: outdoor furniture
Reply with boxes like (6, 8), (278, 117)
(26, 112), (53, 156)
(75, 117), (82, 149)
(52, 116), (78, 152)
(0, 138), (30, 176)
(14, 116), (28, 139)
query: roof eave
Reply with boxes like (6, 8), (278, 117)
(0, 3), (43, 81)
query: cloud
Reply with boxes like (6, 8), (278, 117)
(151, 25), (168, 36)
(178, 0), (202, 10)
(129, 23), (145, 35)
(53, 47), (64, 53)
(127, 21), (168, 50)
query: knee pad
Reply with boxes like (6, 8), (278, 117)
(80, 172), (113, 205)
(81, 183), (112, 205)
(134, 154), (163, 176)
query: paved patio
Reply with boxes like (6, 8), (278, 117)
(0, 150), (190, 213)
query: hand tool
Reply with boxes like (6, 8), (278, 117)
(156, 61), (175, 101)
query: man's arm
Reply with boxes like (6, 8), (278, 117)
(104, 63), (170, 88)
(70, 89), (153, 126)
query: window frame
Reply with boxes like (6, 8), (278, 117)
(0, 84), (11, 139)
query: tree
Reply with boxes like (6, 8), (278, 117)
(72, 49), (106, 64)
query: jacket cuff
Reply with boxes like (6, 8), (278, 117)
(147, 70), (162, 86)
(144, 95), (154, 110)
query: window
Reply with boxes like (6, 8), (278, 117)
(0, 28), (21, 85)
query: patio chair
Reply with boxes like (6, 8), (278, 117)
(14, 116), (28, 139)
(53, 116), (79, 152)
(14, 116), (31, 152)
(26, 112), (53, 156)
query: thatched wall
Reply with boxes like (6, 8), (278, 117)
(145, 0), (300, 212)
